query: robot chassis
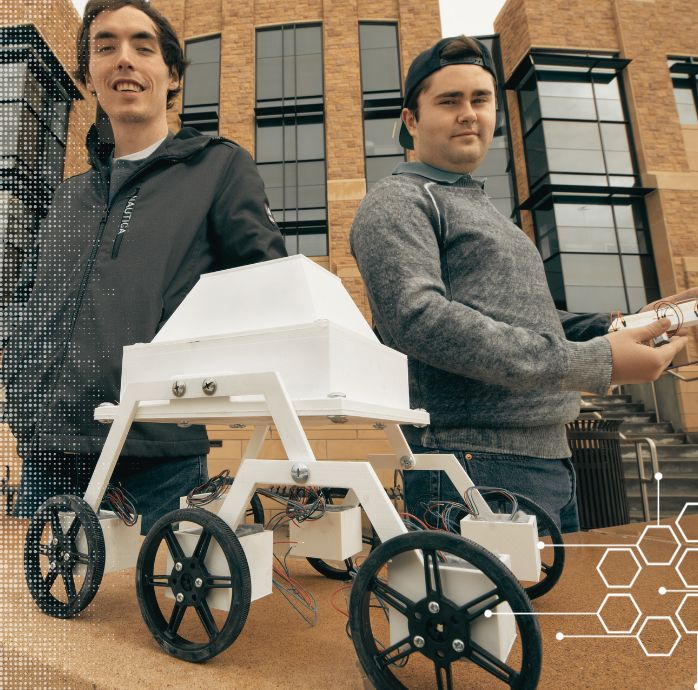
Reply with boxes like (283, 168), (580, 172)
(24, 257), (565, 689)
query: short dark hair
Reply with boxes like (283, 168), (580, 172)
(404, 35), (486, 122)
(75, 0), (187, 109)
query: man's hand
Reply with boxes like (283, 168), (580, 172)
(606, 318), (688, 384)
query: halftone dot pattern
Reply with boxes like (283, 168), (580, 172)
(1, 2), (93, 686)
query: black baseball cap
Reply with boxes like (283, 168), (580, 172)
(399, 36), (498, 149)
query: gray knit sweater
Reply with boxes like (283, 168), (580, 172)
(350, 161), (613, 459)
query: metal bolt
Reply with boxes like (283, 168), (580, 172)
(229, 423), (246, 429)
(177, 420), (191, 428)
(194, 578), (203, 588)
(202, 378), (217, 395)
(413, 635), (425, 649)
(428, 601), (440, 614)
(452, 639), (465, 653)
(51, 537), (58, 546)
(63, 553), (71, 562)
(372, 422), (386, 430)
(290, 463), (310, 484)
(176, 593), (184, 603)
(400, 455), (415, 470)
(172, 380), (186, 397)
(175, 562), (183, 572)
(49, 561), (56, 570)
(327, 415), (348, 424)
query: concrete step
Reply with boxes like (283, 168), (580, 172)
(619, 421), (675, 435)
(625, 491), (695, 517)
(623, 456), (698, 477)
(582, 402), (646, 415)
(628, 508), (673, 522)
(621, 444), (698, 461)
(605, 411), (657, 423)
(621, 433), (688, 446)
(625, 476), (698, 494)
(582, 394), (632, 405)
(625, 479), (694, 521)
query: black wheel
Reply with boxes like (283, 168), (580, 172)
(136, 507), (251, 663)
(349, 530), (542, 689)
(484, 493), (565, 600)
(247, 492), (264, 525)
(24, 494), (105, 619)
(307, 555), (356, 581)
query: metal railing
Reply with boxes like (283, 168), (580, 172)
(591, 410), (659, 522)
(650, 369), (698, 423)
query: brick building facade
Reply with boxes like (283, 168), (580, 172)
(1, 0), (697, 482)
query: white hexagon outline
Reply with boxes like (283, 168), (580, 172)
(596, 547), (642, 589)
(596, 593), (642, 634)
(675, 548), (698, 589)
(635, 524), (681, 566)
(635, 615), (681, 657)
(675, 594), (698, 634)
(675, 502), (698, 543)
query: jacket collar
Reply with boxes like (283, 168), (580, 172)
(86, 125), (213, 174)
(393, 160), (483, 188)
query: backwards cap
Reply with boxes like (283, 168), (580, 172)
(399, 36), (497, 149)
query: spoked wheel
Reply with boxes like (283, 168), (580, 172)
(485, 493), (565, 600)
(349, 531), (541, 690)
(24, 494), (105, 618)
(307, 526), (378, 581)
(136, 507), (251, 663)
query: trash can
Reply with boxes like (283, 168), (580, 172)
(566, 417), (629, 530)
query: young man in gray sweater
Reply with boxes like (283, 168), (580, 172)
(350, 36), (693, 532)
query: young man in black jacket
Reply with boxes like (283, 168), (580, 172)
(1, 0), (286, 531)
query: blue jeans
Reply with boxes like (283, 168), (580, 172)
(405, 445), (580, 533)
(12, 451), (208, 534)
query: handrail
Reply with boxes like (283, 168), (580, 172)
(650, 369), (698, 423)
(665, 369), (698, 382)
(618, 431), (659, 523)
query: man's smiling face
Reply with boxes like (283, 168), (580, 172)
(85, 5), (179, 127)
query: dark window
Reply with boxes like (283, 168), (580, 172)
(669, 57), (698, 126)
(515, 52), (639, 192)
(534, 199), (658, 312)
(182, 36), (220, 135)
(511, 50), (657, 313)
(255, 24), (327, 256)
(359, 23), (404, 191)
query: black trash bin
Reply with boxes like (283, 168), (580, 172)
(566, 417), (629, 530)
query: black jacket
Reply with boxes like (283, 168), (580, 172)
(1, 126), (286, 458)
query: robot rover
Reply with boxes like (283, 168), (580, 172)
(25, 256), (566, 688)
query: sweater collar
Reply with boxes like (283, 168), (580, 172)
(392, 160), (484, 188)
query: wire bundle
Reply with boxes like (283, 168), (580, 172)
(186, 469), (233, 507)
(257, 486), (327, 531)
(103, 484), (138, 526)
